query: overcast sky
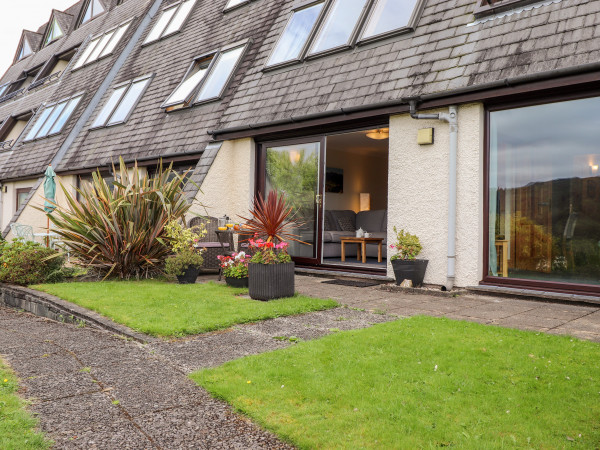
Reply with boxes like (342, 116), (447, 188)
(1, 0), (77, 77)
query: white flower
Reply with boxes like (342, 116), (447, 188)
(434, 365), (438, 371)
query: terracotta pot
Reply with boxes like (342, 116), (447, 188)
(248, 262), (295, 301)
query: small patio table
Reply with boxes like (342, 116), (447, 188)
(340, 237), (384, 264)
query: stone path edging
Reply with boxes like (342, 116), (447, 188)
(0, 284), (153, 344)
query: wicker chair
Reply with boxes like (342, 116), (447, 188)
(189, 216), (234, 272)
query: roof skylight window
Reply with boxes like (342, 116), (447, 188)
(24, 94), (83, 141)
(361, 0), (419, 40)
(309, 0), (369, 55)
(44, 19), (64, 46)
(224, 0), (249, 10)
(73, 21), (131, 69)
(91, 75), (152, 128)
(81, 0), (106, 26)
(163, 43), (246, 110)
(267, 2), (324, 67)
(143, 0), (197, 44)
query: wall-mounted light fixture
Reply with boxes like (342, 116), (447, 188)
(360, 193), (371, 211)
(366, 128), (389, 140)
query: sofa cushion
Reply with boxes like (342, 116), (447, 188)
(328, 231), (355, 242)
(337, 216), (355, 232)
(356, 210), (387, 233)
(329, 210), (356, 231)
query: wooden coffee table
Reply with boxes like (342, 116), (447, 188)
(340, 237), (384, 264)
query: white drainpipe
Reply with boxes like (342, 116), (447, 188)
(407, 100), (458, 291)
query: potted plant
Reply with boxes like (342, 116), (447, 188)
(218, 252), (250, 288)
(389, 227), (428, 287)
(164, 220), (206, 284)
(240, 190), (307, 301)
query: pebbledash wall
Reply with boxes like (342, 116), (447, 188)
(388, 103), (483, 287)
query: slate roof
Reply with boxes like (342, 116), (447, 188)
(2, 0), (600, 180)
(0, 0), (154, 180)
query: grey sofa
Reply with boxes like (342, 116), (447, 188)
(323, 210), (387, 259)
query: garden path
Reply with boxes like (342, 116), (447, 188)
(1, 275), (600, 448)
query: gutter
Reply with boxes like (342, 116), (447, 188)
(207, 60), (600, 138)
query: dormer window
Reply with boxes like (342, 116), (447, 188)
(0, 84), (10, 97)
(24, 94), (84, 141)
(163, 43), (246, 111)
(473, 0), (539, 18)
(80, 0), (106, 26)
(0, 112), (33, 149)
(73, 21), (132, 70)
(44, 19), (64, 46)
(143, 0), (197, 45)
(17, 39), (33, 60)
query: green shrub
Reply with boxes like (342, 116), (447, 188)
(0, 239), (64, 286)
(165, 250), (204, 276)
(45, 158), (194, 279)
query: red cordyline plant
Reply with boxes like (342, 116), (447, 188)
(239, 190), (307, 244)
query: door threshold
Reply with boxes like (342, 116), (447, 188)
(295, 266), (393, 281)
(468, 285), (600, 306)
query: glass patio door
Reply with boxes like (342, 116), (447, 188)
(260, 138), (324, 264)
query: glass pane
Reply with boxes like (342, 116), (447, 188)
(82, 0), (93, 24)
(74, 37), (100, 68)
(225, 0), (245, 8)
(107, 78), (150, 125)
(87, 33), (112, 62)
(489, 96), (600, 286)
(25, 107), (53, 140)
(100, 23), (130, 57)
(92, 85), (127, 128)
(362, 0), (418, 39)
(195, 46), (244, 102)
(144, 5), (177, 43)
(0, 84), (9, 97)
(309, 0), (368, 55)
(49, 96), (83, 135)
(164, 0), (196, 36)
(38, 101), (68, 137)
(265, 142), (320, 258)
(165, 59), (211, 106)
(267, 2), (324, 66)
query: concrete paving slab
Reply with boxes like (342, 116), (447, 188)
(453, 303), (536, 320)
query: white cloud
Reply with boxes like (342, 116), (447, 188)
(0, 0), (79, 78)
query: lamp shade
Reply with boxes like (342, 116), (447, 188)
(366, 128), (389, 140)
(360, 193), (371, 211)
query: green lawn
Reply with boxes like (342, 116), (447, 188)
(0, 360), (49, 450)
(32, 281), (337, 337)
(192, 316), (600, 449)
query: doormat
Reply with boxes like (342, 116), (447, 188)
(321, 279), (380, 288)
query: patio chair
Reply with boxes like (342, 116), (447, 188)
(188, 216), (234, 272)
(9, 223), (35, 242)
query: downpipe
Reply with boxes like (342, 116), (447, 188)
(407, 100), (458, 291)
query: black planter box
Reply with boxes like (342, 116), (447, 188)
(391, 259), (429, 287)
(226, 277), (249, 288)
(248, 262), (295, 301)
(176, 266), (200, 284)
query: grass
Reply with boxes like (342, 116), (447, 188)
(32, 281), (337, 337)
(0, 360), (49, 450)
(192, 316), (600, 449)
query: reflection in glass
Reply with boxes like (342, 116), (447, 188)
(266, 143), (319, 258)
(144, 6), (177, 43)
(108, 78), (151, 125)
(267, 2), (324, 66)
(49, 96), (82, 135)
(25, 107), (53, 141)
(37, 101), (68, 137)
(362, 0), (418, 39)
(489, 96), (600, 286)
(309, 0), (368, 55)
(92, 86), (127, 128)
(196, 45), (245, 102)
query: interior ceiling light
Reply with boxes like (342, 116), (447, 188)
(366, 128), (389, 140)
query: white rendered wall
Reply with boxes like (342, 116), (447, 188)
(387, 103), (484, 287)
(192, 138), (255, 222)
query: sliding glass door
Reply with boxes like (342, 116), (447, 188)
(259, 138), (324, 264)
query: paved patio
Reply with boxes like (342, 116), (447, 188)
(1, 275), (599, 448)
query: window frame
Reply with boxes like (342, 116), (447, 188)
(306, 0), (371, 59)
(0, 111), (34, 148)
(358, 0), (425, 44)
(43, 18), (64, 48)
(23, 92), (85, 142)
(90, 74), (154, 129)
(72, 19), (133, 71)
(142, 0), (197, 46)
(16, 188), (32, 212)
(264, 0), (327, 71)
(162, 40), (248, 110)
(223, 0), (252, 13)
(77, 0), (107, 28)
(473, 0), (542, 18)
